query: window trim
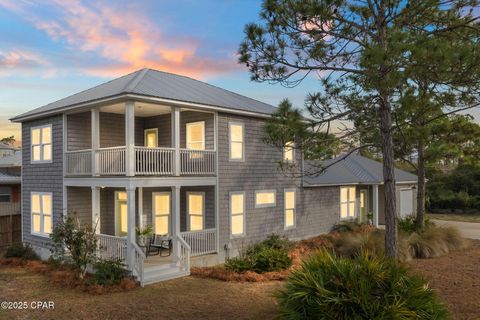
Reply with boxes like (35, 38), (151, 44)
(144, 128), (159, 148)
(30, 191), (53, 238)
(186, 121), (205, 150)
(340, 186), (357, 219)
(152, 192), (171, 236)
(114, 191), (128, 237)
(229, 191), (246, 238)
(228, 121), (245, 161)
(186, 191), (205, 231)
(0, 186), (12, 203)
(30, 124), (53, 164)
(254, 189), (277, 208)
(283, 141), (295, 163)
(284, 188), (296, 229)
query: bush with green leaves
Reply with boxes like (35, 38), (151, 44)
(4, 243), (39, 260)
(277, 249), (449, 319)
(91, 258), (128, 286)
(50, 216), (98, 279)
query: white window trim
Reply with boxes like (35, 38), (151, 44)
(284, 188), (296, 230)
(283, 141), (295, 163)
(144, 128), (159, 148)
(30, 124), (53, 164)
(152, 192), (171, 235)
(186, 121), (205, 150)
(30, 191), (53, 238)
(340, 186), (356, 219)
(186, 191), (205, 231)
(228, 121), (245, 161)
(254, 189), (277, 208)
(114, 191), (127, 237)
(230, 191), (246, 238)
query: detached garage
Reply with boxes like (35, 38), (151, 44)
(304, 154), (418, 226)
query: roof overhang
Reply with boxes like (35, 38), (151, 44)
(303, 180), (418, 187)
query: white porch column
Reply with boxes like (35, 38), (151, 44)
(125, 101), (135, 177)
(91, 186), (101, 234)
(126, 186), (136, 270)
(62, 186), (68, 222)
(138, 187), (143, 229)
(373, 185), (379, 227)
(171, 185), (181, 261)
(91, 108), (100, 176)
(172, 107), (181, 176)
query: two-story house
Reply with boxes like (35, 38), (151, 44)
(11, 69), (417, 285)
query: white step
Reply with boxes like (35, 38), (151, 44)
(141, 264), (189, 285)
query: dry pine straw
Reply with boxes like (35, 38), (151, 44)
(0, 258), (137, 295)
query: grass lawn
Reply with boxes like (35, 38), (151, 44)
(1, 241), (479, 320)
(427, 213), (480, 223)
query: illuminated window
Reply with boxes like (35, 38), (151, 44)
(115, 192), (128, 236)
(284, 189), (296, 228)
(230, 192), (245, 236)
(187, 192), (204, 231)
(186, 121), (205, 150)
(255, 190), (276, 208)
(229, 122), (244, 160)
(144, 128), (158, 148)
(31, 192), (52, 236)
(31, 125), (52, 162)
(340, 187), (356, 218)
(283, 141), (295, 162)
(153, 192), (170, 235)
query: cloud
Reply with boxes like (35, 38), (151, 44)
(0, 0), (239, 79)
(0, 50), (47, 75)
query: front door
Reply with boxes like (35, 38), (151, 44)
(153, 192), (171, 236)
(359, 190), (368, 223)
(114, 191), (128, 236)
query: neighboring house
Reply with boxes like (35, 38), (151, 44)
(0, 150), (22, 209)
(10, 68), (417, 285)
(0, 143), (18, 158)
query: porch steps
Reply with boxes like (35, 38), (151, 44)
(142, 263), (190, 285)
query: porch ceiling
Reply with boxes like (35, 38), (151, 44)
(99, 102), (171, 117)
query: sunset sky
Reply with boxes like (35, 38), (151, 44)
(0, 0), (478, 144)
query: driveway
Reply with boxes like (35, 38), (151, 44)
(432, 219), (480, 240)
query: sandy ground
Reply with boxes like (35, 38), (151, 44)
(432, 219), (480, 239)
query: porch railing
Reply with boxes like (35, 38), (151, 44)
(131, 242), (146, 286)
(96, 146), (126, 175)
(65, 149), (92, 175)
(180, 228), (217, 256)
(135, 146), (174, 175)
(180, 149), (216, 175)
(177, 235), (191, 272)
(95, 234), (127, 263)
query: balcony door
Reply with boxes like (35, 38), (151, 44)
(152, 192), (171, 236)
(114, 191), (128, 237)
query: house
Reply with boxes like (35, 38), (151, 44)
(0, 143), (18, 158)
(0, 150), (22, 212)
(10, 68), (417, 285)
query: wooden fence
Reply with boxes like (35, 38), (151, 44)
(0, 203), (21, 247)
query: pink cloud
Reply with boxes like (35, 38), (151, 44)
(0, 50), (47, 75)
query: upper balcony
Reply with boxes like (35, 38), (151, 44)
(64, 101), (216, 177)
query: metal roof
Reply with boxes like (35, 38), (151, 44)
(0, 151), (22, 168)
(11, 68), (278, 122)
(0, 172), (21, 184)
(304, 154), (418, 186)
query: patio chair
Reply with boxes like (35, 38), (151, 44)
(146, 235), (172, 257)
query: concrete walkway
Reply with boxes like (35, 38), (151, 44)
(432, 219), (480, 240)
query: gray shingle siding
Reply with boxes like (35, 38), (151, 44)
(22, 115), (64, 250)
(67, 112), (91, 151)
(180, 111), (214, 150)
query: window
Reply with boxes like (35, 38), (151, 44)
(115, 191), (128, 236)
(144, 128), (158, 148)
(153, 192), (170, 235)
(229, 122), (244, 161)
(283, 141), (295, 162)
(340, 187), (356, 219)
(255, 190), (276, 208)
(0, 187), (11, 202)
(230, 192), (245, 237)
(284, 189), (296, 228)
(31, 192), (52, 236)
(187, 192), (204, 231)
(31, 125), (52, 162)
(186, 121), (205, 150)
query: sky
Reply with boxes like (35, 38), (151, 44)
(0, 0), (478, 144)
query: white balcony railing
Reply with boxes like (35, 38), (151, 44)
(96, 146), (126, 175)
(180, 149), (216, 175)
(95, 234), (127, 263)
(180, 228), (217, 256)
(65, 149), (92, 176)
(135, 146), (174, 175)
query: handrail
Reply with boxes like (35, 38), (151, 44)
(180, 228), (217, 256)
(97, 146), (127, 151)
(131, 242), (146, 286)
(65, 148), (92, 153)
(177, 235), (191, 272)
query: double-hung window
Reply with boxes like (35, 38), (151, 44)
(284, 189), (296, 228)
(31, 192), (52, 236)
(340, 187), (356, 219)
(229, 122), (244, 161)
(187, 192), (205, 231)
(230, 192), (245, 237)
(31, 125), (52, 163)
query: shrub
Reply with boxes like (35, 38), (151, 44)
(408, 226), (467, 259)
(250, 247), (292, 273)
(91, 259), (128, 286)
(330, 220), (363, 233)
(331, 229), (384, 258)
(277, 249), (449, 319)
(4, 243), (39, 260)
(397, 215), (417, 233)
(224, 257), (254, 273)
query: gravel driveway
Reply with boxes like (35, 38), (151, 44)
(432, 219), (480, 239)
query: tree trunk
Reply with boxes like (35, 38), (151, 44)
(379, 99), (398, 259)
(415, 141), (426, 230)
